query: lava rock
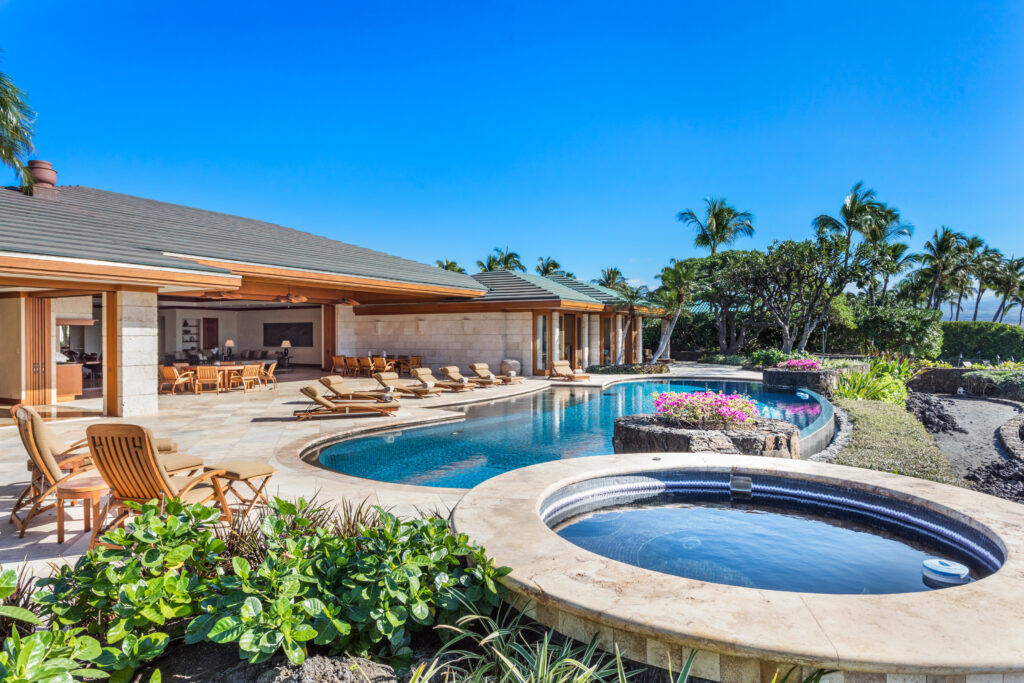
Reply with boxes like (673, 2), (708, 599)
(211, 656), (396, 683)
(966, 458), (1024, 504)
(906, 392), (966, 434)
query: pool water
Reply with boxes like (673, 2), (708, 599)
(556, 501), (981, 594)
(317, 379), (830, 489)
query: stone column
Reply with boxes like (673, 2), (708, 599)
(635, 315), (643, 362)
(551, 311), (561, 362)
(580, 313), (590, 368)
(588, 315), (601, 367)
(614, 315), (623, 363)
(335, 304), (358, 355)
(106, 290), (159, 417)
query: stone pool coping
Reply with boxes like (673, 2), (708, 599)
(451, 452), (1024, 677)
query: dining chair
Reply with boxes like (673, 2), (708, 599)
(194, 366), (222, 394)
(345, 357), (360, 376)
(159, 366), (194, 394)
(331, 355), (347, 375)
(259, 361), (278, 389)
(357, 357), (373, 377)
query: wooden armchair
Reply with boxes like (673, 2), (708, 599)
(231, 364), (262, 392)
(331, 355), (347, 375)
(259, 361), (278, 389)
(357, 357), (373, 377)
(194, 366), (222, 394)
(159, 365), (194, 394)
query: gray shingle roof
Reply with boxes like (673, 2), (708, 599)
(469, 271), (601, 304)
(0, 185), (486, 292)
(543, 274), (624, 305)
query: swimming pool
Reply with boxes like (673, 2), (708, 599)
(316, 379), (832, 489)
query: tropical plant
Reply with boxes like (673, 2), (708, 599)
(0, 56), (35, 186)
(916, 227), (967, 310)
(435, 259), (466, 273)
(0, 568), (40, 637)
(593, 267), (625, 289)
(535, 256), (562, 276)
(939, 321), (1024, 361)
(748, 349), (812, 367)
(611, 283), (650, 364)
(0, 626), (109, 683)
(812, 182), (896, 270)
(677, 197), (755, 254)
(477, 246), (525, 273)
(991, 256), (1024, 323)
(777, 358), (821, 370)
(653, 390), (760, 427)
(970, 247), (1003, 321)
(833, 357), (915, 404)
(650, 258), (697, 362)
(691, 251), (770, 355)
(876, 242), (918, 306)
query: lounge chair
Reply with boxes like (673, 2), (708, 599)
(410, 368), (474, 392)
(318, 375), (391, 402)
(373, 371), (442, 398)
(8, 405), (202, 537)
(259, 361), (278, 390)
(85, 423), (234, 547)
(469, 362), (524, 385)
(549, 360), (590, 381)
(441, 365), (499, 387)
(294, 385), (400, 421)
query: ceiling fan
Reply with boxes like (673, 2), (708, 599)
(274, 290), (308, 303)
(199, 291), (243, 300)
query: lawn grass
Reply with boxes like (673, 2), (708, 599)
(832, 399), (964, 486)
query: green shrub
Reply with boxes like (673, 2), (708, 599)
(833, 357), (915, 404)
(829, 304), (943, 358)
(0, 625), (109, 683)
(699, 353), (749, 366)
(940, 321), (1024, 361)
(586, 363), (667, 375)
(748, 349), (812, 367)
(963, 370), (1024, 401)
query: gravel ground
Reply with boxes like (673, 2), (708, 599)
(930, 396), (1021, 477)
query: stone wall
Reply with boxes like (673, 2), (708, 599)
(762, 367), (844, 396)
(908, 367), (975, 394)
(612, 415), (801, 458)
(338, 308), (534, 375)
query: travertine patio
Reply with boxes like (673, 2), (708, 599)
(0, 363), (759, 575)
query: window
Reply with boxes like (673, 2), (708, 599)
(601, 316), (613, 365)
(535, 313), (549, 373)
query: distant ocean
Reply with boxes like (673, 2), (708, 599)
(941, 295), (1023, 326)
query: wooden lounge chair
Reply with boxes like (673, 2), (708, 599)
(550, 360), (590, 381)
(259, 361), (278, 390)
(8, 405), (201, 538)
(294, 385), (400, 421)
(318, 375), (391, 402)
(469, 362), (524, 385)
(373, 371), (442, 398)
(194, 365), (222, 393)
(159, 366), (194, 394)
(442, 365), (499, 387)
(230, 364), (262, 392)
(85, 423), (233, 547)
(411, 367), (474, 392)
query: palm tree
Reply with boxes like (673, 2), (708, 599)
(476, 247), (524, 273)
(593, 267), (625, 289)
(918, 227), (966, 309)
(877, 242), (918, 306)
(435, 259), (466, 274)
(613, 283), (650, 364)
(952, 236), (985, 320)
(992, 256), (1024, 322)
(861, 210), (912, 304)
(971, 247), (1004, 321)
(677, 198), (754, 254)
(813, 182), (897, 273)
(0, 56), (36, 186)
(536, 257), (561, 276)
(650, 259), (696, 362)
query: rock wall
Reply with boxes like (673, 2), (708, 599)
(762, 367), (844, 397)
(908, 368), (975, 394)
(612, 415), (801, 459)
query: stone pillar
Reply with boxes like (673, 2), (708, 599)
(614, 315), (623, 363)
(551, 311), (561, 362)
(635, 315), (643, 363)
(580, 314), (590, 368)
(105, 290), (159, 417)
(335, 304), (358, 355)
(588, 315), (601, 367)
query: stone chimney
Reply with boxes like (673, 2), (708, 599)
(27, 160), (60, 199)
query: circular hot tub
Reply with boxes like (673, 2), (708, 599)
(451, 453), (1024, 680)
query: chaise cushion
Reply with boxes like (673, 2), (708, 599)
(176, 483), (216, 505)
(213, 460), (277, 480)
(160, 453), (203, 473)
(154, 437), (178, 453)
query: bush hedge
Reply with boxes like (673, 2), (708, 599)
(963, 370), (1024, 401)
(940, 321), (1024, 361)
(586, 363), (668, 375)
(828, 303), (943, 358)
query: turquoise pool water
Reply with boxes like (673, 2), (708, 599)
(317, 379), (830, 489)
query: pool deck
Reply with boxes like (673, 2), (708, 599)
(0, 362), (759, 574)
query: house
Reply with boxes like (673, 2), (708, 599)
(0, 161), (656, 417)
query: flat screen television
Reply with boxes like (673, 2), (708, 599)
(263, 322), (314, 347)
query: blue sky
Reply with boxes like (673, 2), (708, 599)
(2, 1), (1022, 288)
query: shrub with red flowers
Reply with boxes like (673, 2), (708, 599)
(652, 390), (760, 429)
(776, 358), (822, 371)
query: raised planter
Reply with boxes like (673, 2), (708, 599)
(613, 414), (801, 459)
(908, 367), (974, 394)
(999, 414), (1024, 461)
(762, 366), (844, 396)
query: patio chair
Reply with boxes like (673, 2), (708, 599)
(372, 357), (394, 373)
(331, 355), (347, 375)
(470, 362), (524, 385)
(230, 364), (263, 392)
(550, 359), (590, 381)
(344, 357), (360, 376)
(194, 365), (222, 393)
(8, 405), (202, 537)
(357, 357), (374, 377)
(293, 385), (400, 421)
(411, 367), (475, 392)
(408, 356), (423, 372)
(85, 424), (233, 547)
(441, 365), (499, 387)
(159, 365), (195, 394)
(259, 361), (278, 390)
(374, 371), (442, 398)
(318, 375), (391, 402)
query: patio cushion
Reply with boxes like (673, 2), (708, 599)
(153, 437), (178, 453)
(177, 484), (215, 505)
(213, 460), (277, 480)
(160, 453), (203, 473)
